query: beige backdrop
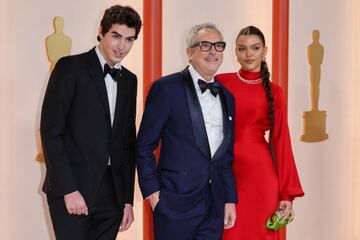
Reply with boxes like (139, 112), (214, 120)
(1, 0), (360, 239)
(163, 0), (272, 76)
(288, 0), (360, 239)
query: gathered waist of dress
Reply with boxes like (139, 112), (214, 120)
(235, 129), (266, 143)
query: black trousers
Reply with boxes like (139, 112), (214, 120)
(48, 167), (123, 240)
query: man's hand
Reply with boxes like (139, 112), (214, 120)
(224, 203), (236, 229)
(278, 200), (292, 220)
(119, 204), (134, 232)
(64, 191), (88, 215)
(148, 191), (160, 211)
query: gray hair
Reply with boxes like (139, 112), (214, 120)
(186, 23), (223, 48)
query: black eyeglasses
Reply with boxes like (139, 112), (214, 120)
(190, 41), (226, 52)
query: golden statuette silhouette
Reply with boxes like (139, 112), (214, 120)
(301, 30), (328, 142)
(45, 16), (72, 71)
(37, 16), (72, 162)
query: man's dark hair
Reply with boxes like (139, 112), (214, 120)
(97, 5), (142, 41)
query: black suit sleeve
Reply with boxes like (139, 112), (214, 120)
(123, 76), (137, 204)
(40, 58), (77, 197)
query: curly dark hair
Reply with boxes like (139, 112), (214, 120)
(236, 26), (274, 135)
(97, 5), (142, 41)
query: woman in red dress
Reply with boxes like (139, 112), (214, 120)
(217, 26), (304, 240)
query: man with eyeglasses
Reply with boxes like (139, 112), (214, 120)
(136, 23), (237, 240)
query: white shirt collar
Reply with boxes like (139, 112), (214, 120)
(95, 46), (122, 71)
(188, 64), (215, 90)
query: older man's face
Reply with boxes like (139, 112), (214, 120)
(186, 28), (224, 81)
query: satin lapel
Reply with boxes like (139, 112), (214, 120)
(212, 87), (231, 160)
(86, 48), (111, 123)
(112, 71), (130, 132)
(181, 68), (211, 159)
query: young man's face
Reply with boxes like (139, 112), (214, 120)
(98, 24), (136, 66)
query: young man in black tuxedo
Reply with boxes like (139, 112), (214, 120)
(40, 5), (142, 240)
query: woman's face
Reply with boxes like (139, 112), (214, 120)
(235, 34), (267, 72)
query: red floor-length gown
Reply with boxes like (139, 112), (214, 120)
(217, 69), (304, 240)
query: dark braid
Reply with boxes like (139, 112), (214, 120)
(260, 60), (275, 135)
(237, 26), (275, 135)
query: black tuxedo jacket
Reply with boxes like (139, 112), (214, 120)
(41, 48), (137, 206)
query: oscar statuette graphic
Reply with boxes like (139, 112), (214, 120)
(301, 30), (328, 142)
(46, 16), (72, 71)
(36, 16), (72, 162)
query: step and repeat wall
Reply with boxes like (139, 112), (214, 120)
(0, 0), (359, 239)
(288, 0), (360, 239)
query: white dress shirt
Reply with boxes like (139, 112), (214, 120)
(188, 65), (223, 157)
(95, 46), (122, 164)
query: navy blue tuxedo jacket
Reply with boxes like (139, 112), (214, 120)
(136, 67), (237, 217)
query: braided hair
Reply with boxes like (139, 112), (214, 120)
(237, 26), (275, 135)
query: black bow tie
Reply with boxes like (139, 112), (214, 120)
(198, 79), (220, 97)
(104, 63), (121, 81)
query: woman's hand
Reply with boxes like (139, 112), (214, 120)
(278, 200), (292, 220)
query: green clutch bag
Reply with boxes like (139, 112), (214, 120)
(266, 210), (294, 231)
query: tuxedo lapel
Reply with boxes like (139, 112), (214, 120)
(181, 68), (211, 159)
(212, 86), (231, 160)
(85, 48), (111, 123)
(112, 70), (130, 132)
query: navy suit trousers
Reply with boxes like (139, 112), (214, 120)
(153, 184), (224, 240)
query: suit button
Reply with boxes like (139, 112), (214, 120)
(209, 179), (212, 183)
